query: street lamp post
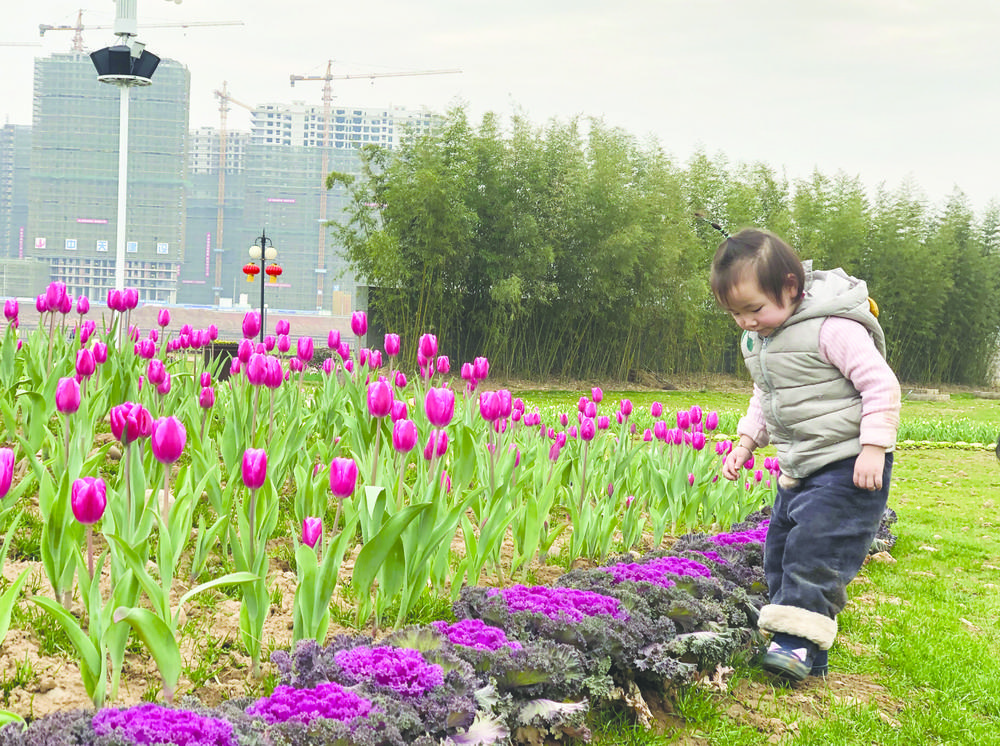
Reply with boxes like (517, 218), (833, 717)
(248, 229), (277, 343)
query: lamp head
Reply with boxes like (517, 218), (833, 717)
(249, 246), (262, 260)
(265, 246), (278, 260)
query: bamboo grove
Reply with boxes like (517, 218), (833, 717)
(328, 106), (1000, 386)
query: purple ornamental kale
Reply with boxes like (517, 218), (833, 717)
(246, 682), (375, 725)
(691, 550), (728, 564)
(92, 703), (235, 746)
(430, 618), (523, 652)
(486, 585), (629, 621)
(599, 556), (712, 587)
(708, 519), (770, 545)
(333, 645), (445, 697)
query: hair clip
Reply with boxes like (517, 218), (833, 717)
(694, 212), (729, 238)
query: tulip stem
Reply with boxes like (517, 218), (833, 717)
(579, 441), (590, 515)
(124, 442), (133, 531)
(370, 425), (381, 486)
(395, 453), (405, 512)
(161, 466), (173, 525)
(86, 526), (94, 579)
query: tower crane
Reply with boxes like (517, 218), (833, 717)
(212, 82), (255, 305)
(290, 61), (461, 311)
(39, 9), (243, 52)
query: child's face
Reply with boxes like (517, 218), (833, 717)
(724, 272), (799, 337)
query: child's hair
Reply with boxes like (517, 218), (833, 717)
(710, 228), (805, 309)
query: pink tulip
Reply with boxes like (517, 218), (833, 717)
(109, 402), (153, 445)
(208, 324), (218, 340)
(651, 402), (663, 418)
(479, 391), (501, 422)
(472, 356), (489, 381)
(245, 353), (268, 386)
(328, 329), (341, 349)
(653, 421), (667, 441)
(229, 358), (241, 377)
(302, 517), (322, 549)
(3, 299), (18, 321)
(265, 356), (284, 389)
(705, 411), (719, 431)
(199, 386), (215, 409)
(591, 387), (603, 403)
(35, 295), (48, 314)
(423, 429), (448, 460)
(75, 348), (96, 378)
(242, 311), (261, 339)
(688, 473), (695, 487)
(350, 311), (367, 337)
(424, 386), (455, 427)
(677, 410), (691, 430)
(597, 416), (610, 430)
(146, 358), (166, 387)
(392, 418), (418, 453)
(322, 358), (335, 375)
(367, 379), (393, 418)
(689, 405), (703, 426)
(151, 416), (186, 464)
(76, 296), (90, 315)
(394, 370), (407, 389)
(237, 339), (253, 364)
(390, 399), (408, 422)
(45, 281), (67, 312)
(580, 418), (596, 441)
(275, 319), (290, 336)
(263, 335), (276, 352)
(157, 308), (170, 327)
(436, 355), (450, 375)
(643, 428), (653, 441)
(384, 333), (400, 357)
(0, 448), (14, 499)
(242, 448), (267, 490)
(460, 362), (474, 382)
(584, 401), (597, 419)
(296, 336), (314, 363)
(691, 431), (706, 451)
(329, 457), (358, 498)
(744, 455), (755, 470)
(418, 333), (438, 360)
(71, 476), (106, 524)
(55, 377), (81, 414)
(156, 374), (172, 396)
(619, 399), (633, 417)
(277, 335), (291, 354)
(122, 287), (139, 310)
(289, 358), (303, 373)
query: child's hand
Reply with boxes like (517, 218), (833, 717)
(854, 445), (886, 490)
(723, 443), (754, 481)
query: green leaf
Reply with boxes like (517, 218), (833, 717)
(112, 607), (181, 701)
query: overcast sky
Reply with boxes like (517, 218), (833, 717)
(3, 1), (1000, 212)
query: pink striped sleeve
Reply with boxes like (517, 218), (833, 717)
(818, 316), (901, 449)
(737, 383), (770, 448)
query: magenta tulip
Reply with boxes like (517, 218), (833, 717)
(394, 370), (407, 389)
(199, 386), (215, 409)
(109, 402), (153, 445)
(691, 431), (706, 451)
(75, 348), (96, 378)
(0, 448), (13, 499)
(275, 319), (290, 336)
(55, 377), (81, 414)
(245, 353), (268, 386)
(71, 476), (107, 525)
(242, 311), (261, 339)
(302, 517), (322, 549)
(296, 336), (314, 363)
(277, 335), (291, 354)
(436, 355), (450, 375)
(418, 333), (438, 360)
(242, 448), (268, 491)
(384, 333), (400, 357)
(591, 387), (603, 403)
(329, 457), (358, 498)
(479, 391), (501, 422)
(3, 299), (17, 321)
(157, 308), (170, 327)
(122, 287), (139, 310)
(156, 374), (171, 395)
(580, 418), (596, 441)
(584, 400), (597, 419)
(597, 415), (610, 430)
(327, 329), (341, 349)
(677, 410), (691, 430)
(151, 416), (186, 464)
(460, 362), (474, 382)
(472, 356), (489, 381)
(367, 379), (393, 418)
(45, 281), (67, 312)
(688, 473), (695, 487)
(350, 311), (367, 337)
(424, 386), (455, 427)
(620, 399), (633, 417)
(423, 429), (448, 460)
(76, 295), (90, 315)
(705, 411), (719, 431)
(146, 358), (166, 387)
(689, 405), (703, 426)
(322, 358), (335, 375)
(392, 418), (418, 453)
(58, 293), (72, 315)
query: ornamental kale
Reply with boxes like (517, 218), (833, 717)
(485, 585), (629, 621)
(598, 556), (712, 586)
(334, 646), (445, 697)
(431, 619), (523, 652)
(92, 703), (236, 746)
(246, 682), (374, 725)
(0, 709), (95, 746)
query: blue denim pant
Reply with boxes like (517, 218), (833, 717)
(764, 453), (892, 619)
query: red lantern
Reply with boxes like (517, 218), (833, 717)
(265, 264), (283, 285)
(243, 263), (260, 282)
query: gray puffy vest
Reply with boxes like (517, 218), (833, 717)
(741, 267), (886, 479)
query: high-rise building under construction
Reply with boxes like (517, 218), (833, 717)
(27, 52), (189, 304)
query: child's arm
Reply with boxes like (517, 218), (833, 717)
(724, 385), (768, 481)
(820, 316), (901, 489)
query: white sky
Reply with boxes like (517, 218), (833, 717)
(3, 0), (1000, 212)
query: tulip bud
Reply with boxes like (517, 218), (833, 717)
(328, 328), (341, 349)
(277, 334), (291, 354)
(705, 411), (719, 431)
(691, 431), (706, 451)
(151, 416), (186, 464)
(350, 311), (367, 337)
(688, 473), (695, 487)
(436, 355), (450, 375)
(199, 386), (215, 409)
(275, 319), (290, 336)
(71, 476), (107, 524)
(296, 336), (314, 363)
(367, 379), (393, 418)
(76, 295), (90, 315)
(384, 333), (400, 357)
(460, 362), (474, 382)
(329, 457), (358, 498)
(392, 418), (418, 453)
(75, 348), (96, 378)
(390, 399), (408, 422)
(157, 308), (171, 327)
(591, 387), (603, 403)
(242, 448), (268, 491)
(597, 416), (610, 430)
(302, 517), (322, 549)
(322, 358), (335, 375)
(122, 287), (138, 310)
(418, 333), (438, 360)
(424, 386), (455, 427)
(580, 418), (596, 441)
(472, 356), (489, 381)
(0, 448), (14, 499)
(677, 410), (691, 430)
(56, 377), (81, 414)
(619, 399), (633, 417)
(156, 374), (171, 396)
(584, 401), (597, 419)
(3, 299), (18, 321)
(146, 358), (166, 386)
(242, 311), (261, 339)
